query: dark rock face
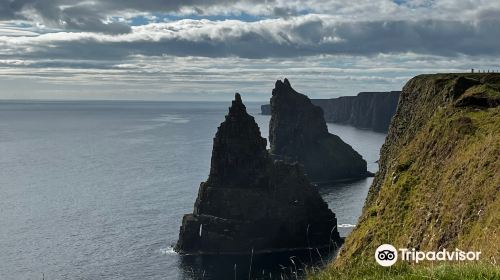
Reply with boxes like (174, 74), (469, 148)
(260, 104), (271, 115)
(269, 79), (369, 183)
(175, 93), (341, 255)
(453, 76), (500, 108)
(455, 94), (500, 108)
(315, 91), (400, 132)
(448, 76), (480, 99)
(261, 91), (400, 132)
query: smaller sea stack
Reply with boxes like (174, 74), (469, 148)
(269, 79), (370, 183)
(175, 93), (341, 254)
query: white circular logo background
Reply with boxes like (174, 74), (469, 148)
(375, 244), (398, 266)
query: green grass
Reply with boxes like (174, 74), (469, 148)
(308, 262), (500, 280)
(336, 99), (499, 265)
(464, 84), (500, 99)
(317, 74), (500, 279)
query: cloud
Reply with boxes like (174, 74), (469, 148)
(0, 0), (277, 33)
(2, 15), (500, 61)
(2, 52), (500, 100)
(1, 0), (500, 100)
(0, 0), (132, 34)
(2, 1), (499, 33)
(272, 6), (301, 18)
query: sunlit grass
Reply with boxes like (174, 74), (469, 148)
(308, 262), (500, 280)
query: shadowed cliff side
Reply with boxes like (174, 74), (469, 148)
(314, 91), (400, 132)
(269, 79), (370, 183)
(334, 73), (500, 267)
(175, 93), (342, 255)
(261, 91), (400, 132)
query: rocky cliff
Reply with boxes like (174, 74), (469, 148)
(261, 91), (400, 132)
(315, 91), (400, 132)
(175, 93), (342, 255)
(269, 79), (369, 183)
(336, 73), (500, 265)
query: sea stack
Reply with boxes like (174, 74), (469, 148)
(175, 93), (341, 254)
(269, 79), (370, 183)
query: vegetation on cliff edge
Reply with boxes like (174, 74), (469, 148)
(310, 73), (500, 279)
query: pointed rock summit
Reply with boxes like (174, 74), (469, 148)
(175, 93), (341, 254)
(205, 93), (269, 188)
(270, 79), (370, 182)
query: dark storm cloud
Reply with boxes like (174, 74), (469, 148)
(330, 19), (500, 57)
(0, 0), (131, 33)
(0, 0), (274, 33)
(272, 6), (300, 18)
(92, 0), (273, 13)
(57, 5), (131, 34)
(5, 15), (500, 61)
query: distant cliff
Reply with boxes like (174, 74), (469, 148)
(261, 91), (400, 132)
(335, 73), (500, 266)
(175, 93), (341, 255)
(269, 79), (370, 183)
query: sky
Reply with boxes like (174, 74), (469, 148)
(1, 0), (500, 101)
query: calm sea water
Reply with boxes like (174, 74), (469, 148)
(0, 101), (386, 280)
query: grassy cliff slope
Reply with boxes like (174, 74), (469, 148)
(313, 73), (500, 278)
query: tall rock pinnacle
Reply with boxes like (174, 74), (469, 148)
(175, 93), (341, 254)
(206, 93), (268, 188)
(269, 79), (369, 182)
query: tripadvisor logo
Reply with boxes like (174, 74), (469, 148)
(375, 244), (482, 267)
(375, 244), (398, 267)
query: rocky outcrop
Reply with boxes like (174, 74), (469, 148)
(261, 91), (400, 132)
(336, 73), (500, 265)
(269, 79), (369, 183)
(261, 104), (271, 115)
(175, 93), (341, 255)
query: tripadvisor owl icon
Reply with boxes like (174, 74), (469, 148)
(375, 244), (398, 266)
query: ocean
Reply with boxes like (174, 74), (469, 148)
(0, 100), (386, 280)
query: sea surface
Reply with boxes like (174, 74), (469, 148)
(0, 101), (386, 280)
